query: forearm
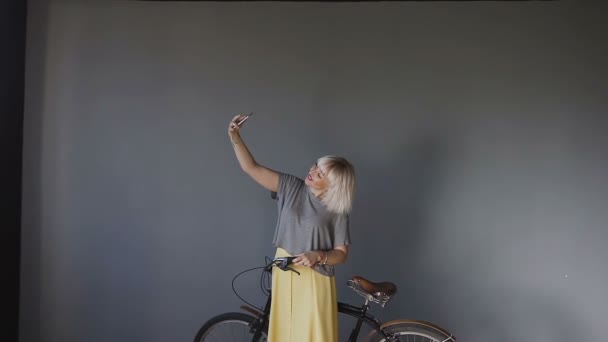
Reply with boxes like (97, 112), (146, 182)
(318, 249), (348, 266)
(229, 132), (257, 172)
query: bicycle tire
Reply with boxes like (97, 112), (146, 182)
(193, 312), (268, 342)
(368, 319), (456, 342)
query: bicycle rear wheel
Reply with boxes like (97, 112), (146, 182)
(368, 320), (455, 342)
(193, 312), (268, 342)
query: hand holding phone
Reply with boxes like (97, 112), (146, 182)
(228, 113), (253, 134)
(237, 112), (253, 126)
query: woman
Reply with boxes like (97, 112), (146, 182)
(228, 114), (355, 342)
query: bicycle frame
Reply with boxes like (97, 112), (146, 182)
(338, 301), (391, 342)
(211, 261), (453, 342)
(241, 293), (391, 342)
(234, 262), (395, 342)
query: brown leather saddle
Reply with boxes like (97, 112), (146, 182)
(350, 275), (397, 300)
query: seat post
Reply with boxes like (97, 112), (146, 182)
(347, 299), (370, 342)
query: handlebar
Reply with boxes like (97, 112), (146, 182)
(268, 256), (300, 275)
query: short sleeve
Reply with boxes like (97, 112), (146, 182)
(270, 173), (303, 202)
(333, 214), (351, 247)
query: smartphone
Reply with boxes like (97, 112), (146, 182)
(237, 112), (253, 126)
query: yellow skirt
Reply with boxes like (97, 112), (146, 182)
(268, 248), (338, 342)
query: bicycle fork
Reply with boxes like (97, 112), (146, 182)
(247, 293), (272, 342)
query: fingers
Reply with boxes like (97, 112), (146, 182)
(293, 254), (304, 265)
(293, 253), (315, 268)
(229, 121), (240, 132)
(232, 114), (246, 124)
(228, 114), (247, 132)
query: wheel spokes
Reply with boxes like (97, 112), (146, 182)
(202, 320), (267, 341)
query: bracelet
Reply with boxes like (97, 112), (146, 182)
(322, 250), (329, 265)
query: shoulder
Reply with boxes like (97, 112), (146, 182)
(280, 173), (305, 188)
(272, 173), (305, 199)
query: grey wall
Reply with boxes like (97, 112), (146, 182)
(2, 0), (26, 341)
(21, 1), (608, 341)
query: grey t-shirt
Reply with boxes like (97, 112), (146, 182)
(271, 172), (351, 276)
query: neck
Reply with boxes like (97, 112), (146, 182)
(311, 188), (326, 199)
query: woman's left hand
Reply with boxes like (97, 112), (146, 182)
(294, 251), (321, 268)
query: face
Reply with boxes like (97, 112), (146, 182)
(304, 162), (329, 192)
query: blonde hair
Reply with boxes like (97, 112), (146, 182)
(317, 155), (355, 215)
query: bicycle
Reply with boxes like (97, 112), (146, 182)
(194, 256), (456, 342)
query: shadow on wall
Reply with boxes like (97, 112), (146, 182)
(339, 133), (587, 341)
(326, 128), (444, 338)
(20, 0), (52, 341)
(339, 134), (452, 327)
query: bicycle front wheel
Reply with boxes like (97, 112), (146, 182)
(193, 312), (268, 342)
(369, 319), (455, 342)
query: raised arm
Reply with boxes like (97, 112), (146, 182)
(228, 114), (279, 192)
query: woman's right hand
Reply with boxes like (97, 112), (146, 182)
(228, 114), (248, 135)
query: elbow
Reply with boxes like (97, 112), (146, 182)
(336, 250), (348, 264)
(241, 162), (259, 176)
